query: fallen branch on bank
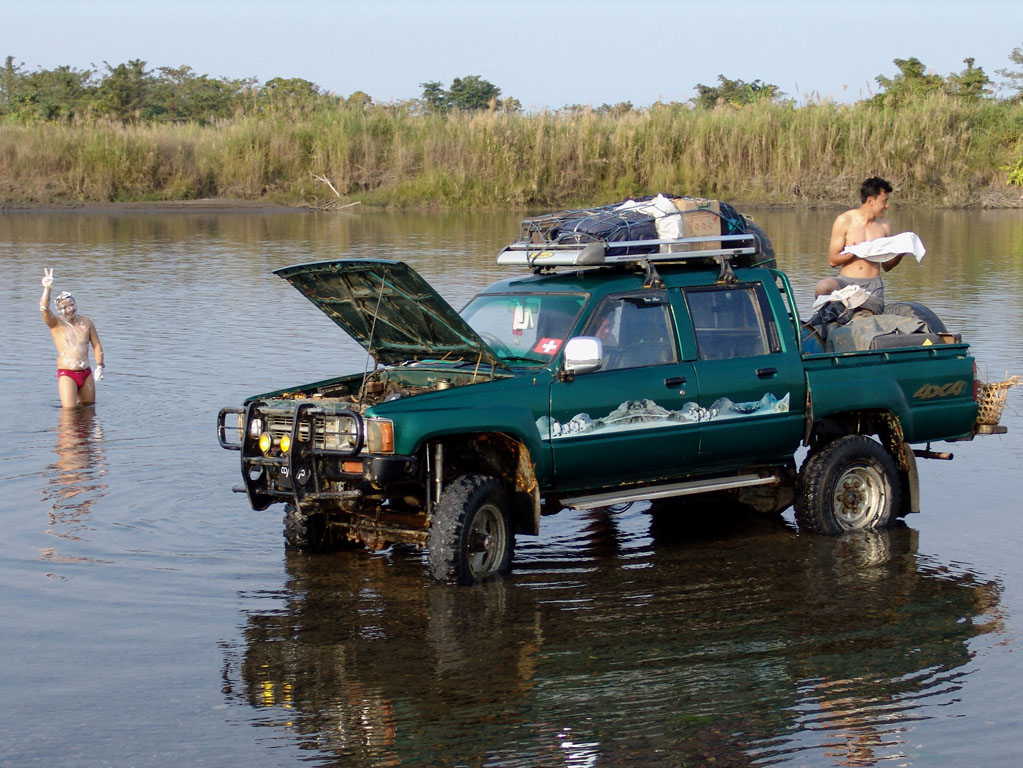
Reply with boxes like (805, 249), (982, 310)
(309, 172), (361, 210)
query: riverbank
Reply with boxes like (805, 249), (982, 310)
(0, 199), (314, 214)
(3, 94), (1022, 209)
(5, 193), (1022, 215)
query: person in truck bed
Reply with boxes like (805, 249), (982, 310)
(815, 176), (903, 314)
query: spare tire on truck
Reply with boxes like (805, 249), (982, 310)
(882, 301), (947, 334)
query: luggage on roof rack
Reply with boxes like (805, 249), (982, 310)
(504, 194), (775, 269)
(520, 206), (659, 256)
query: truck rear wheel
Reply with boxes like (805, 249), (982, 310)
(794, 435), (900, 535)
(428, 474), (514, 585)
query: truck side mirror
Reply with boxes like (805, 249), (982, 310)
(562, 336), (603, 375)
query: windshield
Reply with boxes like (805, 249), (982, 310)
(460, 292), (587, 364)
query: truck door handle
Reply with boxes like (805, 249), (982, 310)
(756, 367), (778, 378)
(664, 376), (687, 387)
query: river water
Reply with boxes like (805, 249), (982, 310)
(1, 206), (1021, 767)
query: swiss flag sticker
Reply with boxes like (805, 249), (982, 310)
(533, 337), (563, 355)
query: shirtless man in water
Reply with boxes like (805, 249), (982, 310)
(815, 177), (903, 313)
(40, 269), (105, 407)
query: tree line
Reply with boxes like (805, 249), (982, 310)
(2, 48), (1022, 207)
(3, 47), (1022, 125)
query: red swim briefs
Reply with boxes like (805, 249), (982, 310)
(57, 367), (92, 388)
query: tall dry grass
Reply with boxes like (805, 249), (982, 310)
(2, 94), (1021, 208)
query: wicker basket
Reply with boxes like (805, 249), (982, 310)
(976, 375), (1020, 425)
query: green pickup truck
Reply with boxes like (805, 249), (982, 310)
(218, 202), (1001, 584)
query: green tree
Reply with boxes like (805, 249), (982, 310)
(419, 80), (448, 112)
(996, 43), (1023, 99)
(346, 90), (373, 109)
(92, 59), (153, 121)
(692, 75), (782, 108)
(1, 55), (25, 113)
(872, 57), (943, 106)
(596, 101), (634, 117)
(149, 65), (249, 123)
(945, 58), (992, 99)
(419, 75), (505, 112)
(259, 76), (326, 114)
(0, 57), (96, 121)
(499, 96), (522, 113)
(873, 56), (992, 106)
(448, 75), (501, 110)
(23, 65), (95, 121)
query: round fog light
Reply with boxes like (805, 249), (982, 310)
(279, 434), (292, 453)
(258, 432), (272, 454)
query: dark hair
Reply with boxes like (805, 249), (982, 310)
(860, 176), (892, 202)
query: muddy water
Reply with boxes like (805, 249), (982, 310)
(1, 207), (1021, 767)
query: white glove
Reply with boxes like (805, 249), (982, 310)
(94, 365), (104, 382)
(42, 268), (54, 288)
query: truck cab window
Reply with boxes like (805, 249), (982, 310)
(685, 286), (771, 360)
(583, 291), (677, 370)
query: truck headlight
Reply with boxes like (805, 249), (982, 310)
(323, 412), (363, 455)
(249, 417), (264, 439)
(366, 418), (394, 454)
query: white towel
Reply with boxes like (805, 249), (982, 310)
(841, 231), (926, 263)
(812, 283), (871, 311)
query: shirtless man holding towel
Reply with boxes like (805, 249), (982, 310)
(815, 177), (903, 313)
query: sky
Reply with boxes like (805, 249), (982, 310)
(7, 0), (1023, 109)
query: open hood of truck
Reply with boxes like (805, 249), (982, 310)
(274, 259), (509, 369)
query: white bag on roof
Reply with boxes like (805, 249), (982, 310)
(615, 194), (684, 240)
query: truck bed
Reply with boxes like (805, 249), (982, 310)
(802, 342), (977, 443)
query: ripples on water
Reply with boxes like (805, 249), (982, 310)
(222, 507), (1003, 767)
(0, 208), (1020, 767)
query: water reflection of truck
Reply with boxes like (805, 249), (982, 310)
(222, 519), (1002, 766)
(217, 197), (1005, 583)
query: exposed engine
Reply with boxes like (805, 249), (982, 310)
(272, 367), (483, 412)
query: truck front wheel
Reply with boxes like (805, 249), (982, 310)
(428, 474), (514, 585)
(283, 503), (357, 553)
(795, 436), (900, 534)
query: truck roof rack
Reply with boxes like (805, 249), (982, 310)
(496, 233), (759, 268)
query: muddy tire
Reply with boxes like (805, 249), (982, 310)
(283, 503), (339, 553)
(794, 435), (900, 535)
(428, 474), (514, 585)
